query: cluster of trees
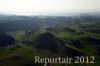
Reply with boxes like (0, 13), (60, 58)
(0, 34), (15, 47)
(80, 23), (100, 34)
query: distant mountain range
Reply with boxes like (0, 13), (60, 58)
(0, 12), (100, 16)
(0, 12), (100, 33)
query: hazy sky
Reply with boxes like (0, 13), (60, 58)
(0, 0), (100, 15)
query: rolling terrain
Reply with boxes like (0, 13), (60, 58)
(0, 13), (100, 66)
